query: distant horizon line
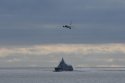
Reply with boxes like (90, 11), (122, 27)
(0, 66), (125, 68)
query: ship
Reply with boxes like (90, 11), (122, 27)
(54, 58), (73, 72)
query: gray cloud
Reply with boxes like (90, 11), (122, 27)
(0, 0), (125, 45)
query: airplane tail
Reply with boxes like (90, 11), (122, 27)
(70, 21), (72, 25)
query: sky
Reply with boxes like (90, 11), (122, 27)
(0, 0), (125, 67)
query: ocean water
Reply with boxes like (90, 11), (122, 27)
(0, 68), (125, 83)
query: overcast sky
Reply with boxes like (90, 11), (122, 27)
(0, 0), (125, 67)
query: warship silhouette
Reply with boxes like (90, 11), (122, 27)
(54, 58), (73, 72)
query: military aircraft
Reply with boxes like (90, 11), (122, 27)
(62, 21), (72, 29)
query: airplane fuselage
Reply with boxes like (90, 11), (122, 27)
(63, 25), (71, 29)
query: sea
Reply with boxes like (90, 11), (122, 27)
(0, 67), (125, 83)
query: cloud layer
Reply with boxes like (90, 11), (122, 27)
(0, 44), (125, 67)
